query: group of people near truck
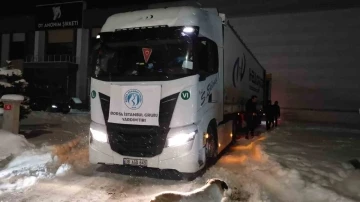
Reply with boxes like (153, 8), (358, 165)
(264, 100), (280, 130)
(244, 95), (280, 139)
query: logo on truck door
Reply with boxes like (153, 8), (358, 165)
(200, 77), (218, 106)
(181, 91), (191, 100)
(124, 89), (143, 110)
(232, 53), (246, 87)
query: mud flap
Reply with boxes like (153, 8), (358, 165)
(348, 159), (360, 169)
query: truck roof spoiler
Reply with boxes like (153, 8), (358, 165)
(148, 1), (201, 9)
(201, 8), (226, 24)
(201, 8), (218, 14)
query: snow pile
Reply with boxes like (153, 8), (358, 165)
(0, 150), (53, 194)
(0, 81), (13, 88)
(0, 112), (90, 196)
(0, 67), (23, 89)
(0, 127), (87, 195)
(1, 94), (24, 101)
(14, 79), (28, 85)
(0, 145), (80, 195)
(0, 68), (22, 77)
(0, 130), (34, 161)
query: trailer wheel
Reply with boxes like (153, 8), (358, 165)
(232, 120), (238, 143)
(205, 123), (217, 166)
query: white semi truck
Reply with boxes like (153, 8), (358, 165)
(89, 6), (269, 178)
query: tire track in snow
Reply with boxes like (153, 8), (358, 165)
(62, 175), (114, 202)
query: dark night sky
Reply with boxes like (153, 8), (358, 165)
(1, 0), (360, 17)
(0, 0), (175, 16)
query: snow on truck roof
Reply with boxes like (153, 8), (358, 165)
(101, 6), (223, 46)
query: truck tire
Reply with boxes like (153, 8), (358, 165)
(232, 120), (238, 143)
(205, 123), (218, 166)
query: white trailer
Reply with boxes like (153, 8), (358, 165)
(89, 6), (268, 178)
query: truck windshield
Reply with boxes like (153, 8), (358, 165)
(92, 27), (197, 81)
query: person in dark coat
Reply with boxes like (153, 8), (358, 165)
(273, 101), (280, 127)
(245, 95), (258, 139)
(265, 100), (274, 130)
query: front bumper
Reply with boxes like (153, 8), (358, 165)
(89, 122), (205, 173)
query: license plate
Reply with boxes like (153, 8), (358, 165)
(123, 158), (147, 167)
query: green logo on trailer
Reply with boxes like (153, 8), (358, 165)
(181, 90), (190, 100)
(91, 90), (97, 99)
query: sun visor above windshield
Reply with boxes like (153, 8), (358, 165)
(100, 26), (199, 43)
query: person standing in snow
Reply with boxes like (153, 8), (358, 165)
(273, 101), (280, 127)
(245, 95), (258, 139)
(265, 100), (274, 130)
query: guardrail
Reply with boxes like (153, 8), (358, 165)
(25, 55), (78, 63)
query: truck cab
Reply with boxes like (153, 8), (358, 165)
(89, 6), (266, 178)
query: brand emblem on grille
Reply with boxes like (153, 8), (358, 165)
(124, 89), (143, 110)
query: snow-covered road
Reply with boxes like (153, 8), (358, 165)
(0, 113), (359, 202)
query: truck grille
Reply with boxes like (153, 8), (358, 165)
(98, 92), (178, 157)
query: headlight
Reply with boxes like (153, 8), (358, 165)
(166, 131), (197, 147)
(183, 27), (195, 33)
(90, 128), (108, 143)
(51, 105), (57, 109)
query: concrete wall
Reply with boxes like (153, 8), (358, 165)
(231, 8), (360, 115)
(281, 109), (360, 127)
(0, 16), (34, 33)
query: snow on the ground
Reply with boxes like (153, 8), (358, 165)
(0, 149), (53, 194)
(0, 129), (53, 195)
(0, 130), (34, 161)
(261, 123), (360, 201)
(21, 111), (90, 126)
(0, 114), (359, 202)
(17, 111), (91, 147)
(0, 112), (91, 195)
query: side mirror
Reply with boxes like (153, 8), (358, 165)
(198, 73), (207, 81)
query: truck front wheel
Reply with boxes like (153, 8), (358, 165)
(205, 124), (218, 166)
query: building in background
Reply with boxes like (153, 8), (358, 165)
(0, 1), (127, 106)
(1, 1), (359, 125)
